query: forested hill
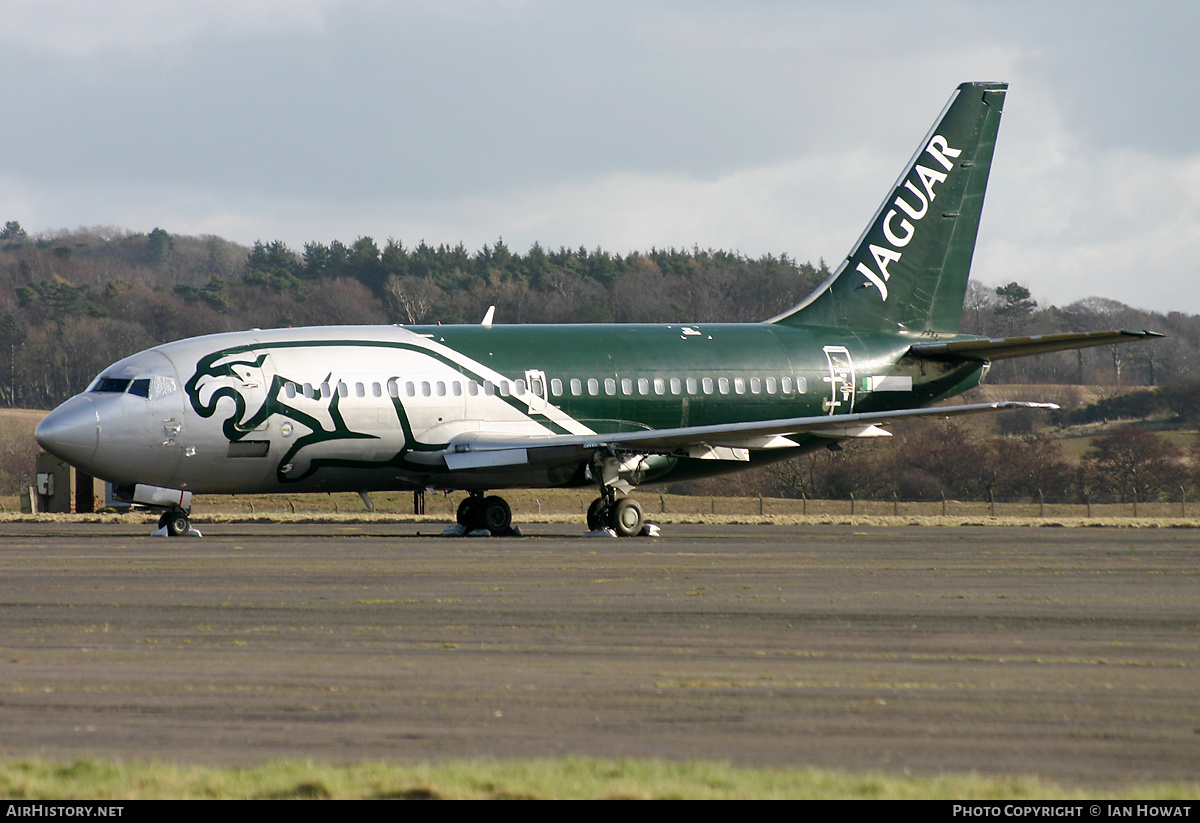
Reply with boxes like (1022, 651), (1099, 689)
(0, 221), (1195, 409)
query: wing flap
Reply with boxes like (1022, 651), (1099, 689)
(444, 401), (1058, 461)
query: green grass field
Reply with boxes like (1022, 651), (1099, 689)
(3, 757), (1199, 800)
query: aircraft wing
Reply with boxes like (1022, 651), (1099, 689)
(909, 330), (1162, 361)
(443, 400), (1057, 469)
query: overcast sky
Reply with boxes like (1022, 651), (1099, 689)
(2, 0), (1197, 315)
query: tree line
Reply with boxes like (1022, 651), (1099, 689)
(741, 419), (1194, 505)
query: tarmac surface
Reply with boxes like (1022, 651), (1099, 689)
(0, 520), (1197, 784)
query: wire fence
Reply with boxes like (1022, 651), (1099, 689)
(184, 487), (1199, 521)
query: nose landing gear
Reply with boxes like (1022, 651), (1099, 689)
(157, 508), (193, 537)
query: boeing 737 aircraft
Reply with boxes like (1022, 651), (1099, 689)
(36, 82), (1158, 536)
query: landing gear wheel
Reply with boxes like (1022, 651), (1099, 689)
(609, 498), (644, 537)
(159, 510), (191, 537)
(586, 496), (608, 531)
(456, 497), (481, 529)
(481, 496), (512, 535)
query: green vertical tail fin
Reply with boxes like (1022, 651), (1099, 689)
(768, 81), (1007, 333)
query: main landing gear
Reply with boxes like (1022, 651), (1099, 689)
(586, 490), (645, 537)
(456, 492), (514, 536)
(157, 507), (193, 537)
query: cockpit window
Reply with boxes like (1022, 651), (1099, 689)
(90, 375), (174, 398)
(151, 375), (178, 398)
(94, 378), (131, 393)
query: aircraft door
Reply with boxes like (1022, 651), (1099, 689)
(524, 368), (550, 414)
(822, 346), (856, 415)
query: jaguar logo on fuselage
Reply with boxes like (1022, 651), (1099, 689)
(184, 345), (400, 483)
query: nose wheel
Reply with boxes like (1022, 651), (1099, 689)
(158, 509), (192, 537)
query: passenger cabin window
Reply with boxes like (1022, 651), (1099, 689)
(669, 378), (681, 395)
(638, 378), (649, 395)
(621, 378), (633, 395)
(653, 378), (665, 395)
(387, 379), (399, 398)
(587, 378), (599, 396)
(551, 378), (563, 397)
(570, 379), (582, 396)
(734, 378), (745, 395)
(749, 377), (761, 394)
(685, 377), (697, 394)
(337, 382), (348, 398)
(285, 382), (297, 399)
(355, 382), (365, 397)
(604, 378), (616, 396)
(718, 378), (729, 394)
(702, 378), (713, 394)
(781, 377), (793, 394)
(766, 377), (777, 394)
(797, 376), (808, 393)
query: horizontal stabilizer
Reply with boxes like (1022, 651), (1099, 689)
(910, 330), (1162, 361)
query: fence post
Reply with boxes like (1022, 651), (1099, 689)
(1182, 486), (1187, 518)
(660, 494), (665, 513)
(850, 492), (855, 516)
(1086, 492), (1091, 519)
(1132, 490), (1138, 518)
(941, 491), (946, 517)
(710, 496), (715, 514)
(802, 493), (807, 516)
(989, 490), (994, 517)
(1038, 489), (1044, 518)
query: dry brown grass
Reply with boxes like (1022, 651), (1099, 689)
(0, 408), (44, 495)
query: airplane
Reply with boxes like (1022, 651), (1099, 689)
(35, 81), (1159, 537)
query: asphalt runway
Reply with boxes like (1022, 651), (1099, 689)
(0, 521), (1197, 784)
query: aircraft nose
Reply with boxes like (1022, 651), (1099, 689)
(35, 395), (100, 469)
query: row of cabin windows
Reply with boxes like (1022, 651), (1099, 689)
(551, 375), (808, 398)
(282, 378), (536, 400)
(282, 375), (809, 401)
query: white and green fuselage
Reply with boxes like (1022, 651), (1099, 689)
(50, 321), (986, 496)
